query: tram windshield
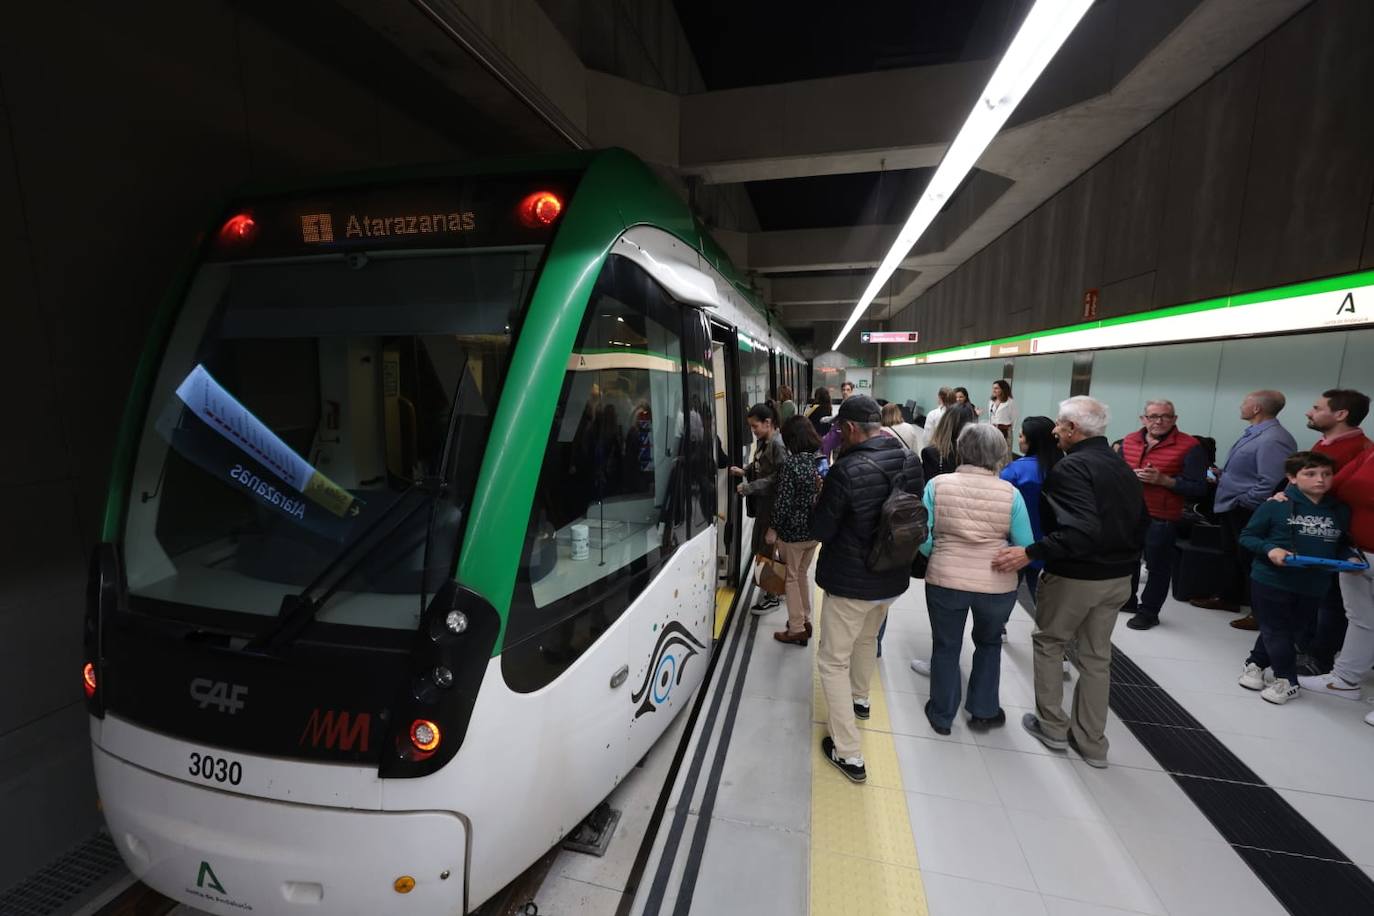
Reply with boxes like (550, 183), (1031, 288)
(122, 246), (541, 632)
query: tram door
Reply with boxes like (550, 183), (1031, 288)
(710, 328), (743, 596)
(712, 342), (733, 583)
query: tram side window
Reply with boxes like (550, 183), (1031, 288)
(504, 255), (687, 690)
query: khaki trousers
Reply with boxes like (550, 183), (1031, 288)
(818, 592), (892, 759)
(777, 539), (819, 635)
(1032, 572), (1131, 761)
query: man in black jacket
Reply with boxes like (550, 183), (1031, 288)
(994, 396), (1145, 769)
(810, 395), (925, 783)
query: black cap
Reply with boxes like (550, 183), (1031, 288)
(834, 394), (881, 424)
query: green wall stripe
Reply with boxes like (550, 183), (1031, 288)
(885, 268), (1374, 366)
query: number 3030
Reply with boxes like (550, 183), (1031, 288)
(188, 752), (243, 786)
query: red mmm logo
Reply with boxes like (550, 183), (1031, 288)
(299, 709), (371, 752)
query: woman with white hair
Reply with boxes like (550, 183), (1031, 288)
(915, 424), (1036, 735)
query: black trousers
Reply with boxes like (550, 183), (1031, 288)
(1220, 506), (1256, 606)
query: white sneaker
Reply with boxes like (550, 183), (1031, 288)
(1297, 672), (1362, 700)
(910, 658), (931, 677)
(1365, 709), (1374, 727)
(1261, 678), (1299, 705)
(1062, 659), (1071, 676)
(1238, 663), (1275, 691)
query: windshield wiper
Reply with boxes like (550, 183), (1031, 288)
(245, 475), (447, 655)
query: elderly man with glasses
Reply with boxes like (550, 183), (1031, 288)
(1118, 400), (1210, 630)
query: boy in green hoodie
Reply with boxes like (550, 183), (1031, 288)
(1237, 451), (1357, 704)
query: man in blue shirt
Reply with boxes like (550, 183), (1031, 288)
(1192, 390), (1298, 626)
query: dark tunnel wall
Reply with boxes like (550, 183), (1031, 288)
(0, 0), (552, 889)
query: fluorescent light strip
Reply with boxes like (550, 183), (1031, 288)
(831, 0), (1094, 352)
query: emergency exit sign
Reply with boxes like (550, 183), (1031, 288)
(860, 331), (919, 343)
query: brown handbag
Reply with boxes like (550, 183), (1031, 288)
(754, 549), (787, 596)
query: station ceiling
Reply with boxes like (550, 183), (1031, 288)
(331, 0), (1311, 352)
(673, 0), (1030, 91)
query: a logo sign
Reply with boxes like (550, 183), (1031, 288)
(1338, 292), (1356, 315)
(197, 861), (226, 894)
(299, 709), (371, 752)
(190, 678), (248, 715)
(632, 621), (705, 719)
(299, 214), (334, 243)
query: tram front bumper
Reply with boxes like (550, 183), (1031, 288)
(94, 745), (469, 915)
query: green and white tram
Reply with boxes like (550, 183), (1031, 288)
(84, 148), (805, 915)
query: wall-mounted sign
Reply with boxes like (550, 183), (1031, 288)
(885, 269), (1374, 368)
(860, 331), (920, 344)
(1082, 288), (1099, 320)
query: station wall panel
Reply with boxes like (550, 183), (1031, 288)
(882, 329), (1374, 451)
(1139, 341), (1223, 444)
(1089, 348), (1147, 442)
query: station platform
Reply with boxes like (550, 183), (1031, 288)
(126, 561), (1374, 916)
(520, 561), (1374, 916)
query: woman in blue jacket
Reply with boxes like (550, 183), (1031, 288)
(1000, 416), (1060, 608)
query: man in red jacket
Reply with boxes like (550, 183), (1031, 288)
(1119, 400), (1209, 631)
(1301, 389), (1372, 673)
(1309, 389), (1372, 470)
(1298, 443), (1374, 725)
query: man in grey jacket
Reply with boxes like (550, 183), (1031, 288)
(1192, 390), (1297, 628)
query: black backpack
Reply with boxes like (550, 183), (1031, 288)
(854, 455), (929, 573)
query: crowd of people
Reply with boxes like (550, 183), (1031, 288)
(738, 377), (1373, 783)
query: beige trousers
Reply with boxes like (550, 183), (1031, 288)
(817, 592), (892, 758)
(1032, 572), (1131, 761)
(777, 539), (819, 634)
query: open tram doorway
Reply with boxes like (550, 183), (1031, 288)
(709, 323), (743, 637)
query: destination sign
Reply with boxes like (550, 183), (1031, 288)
(860, 331), (919, 344)
(208, 171), (581, 260)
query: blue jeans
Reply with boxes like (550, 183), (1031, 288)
(925, 584), (1017, 726)
(1247, 578), (1320, 683)
(1297, 578), (1347, 669)
(1126, 519), (1177, 615)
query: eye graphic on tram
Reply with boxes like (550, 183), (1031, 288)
(631, 620), (705, 719)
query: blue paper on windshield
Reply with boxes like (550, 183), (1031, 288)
(1282, 554), (1370, 571)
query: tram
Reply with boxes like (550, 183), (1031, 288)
(84, 148), (806, 914)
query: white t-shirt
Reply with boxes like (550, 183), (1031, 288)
(987, 398), (1016, 429)
(924, 404), (946, 434)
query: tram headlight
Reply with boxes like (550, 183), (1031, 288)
(444, 610), (468, 635)
(218, 212), (257, 244)
(431, 666), (454, 689)
(82, 662), (97, 699)
(517, 190), (564, 228)
(410, 719), (441, 753)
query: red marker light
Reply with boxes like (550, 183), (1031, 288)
(517, 191), (564, 228)
(410, 719), (441, 753)
(219, 212), (257, 243)
(83, 662), (98, 698)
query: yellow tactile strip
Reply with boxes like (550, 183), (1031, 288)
(714, 586), (734, 639)
(810, 593), (928, 916)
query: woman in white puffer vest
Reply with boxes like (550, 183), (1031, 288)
(916, 424), (1036, 735)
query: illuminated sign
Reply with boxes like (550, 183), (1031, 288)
(885, 270), (1374, 367)
(297, 211), (477, 244)
(208, 171), (581, 260)
(860, 331), (919, 343)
